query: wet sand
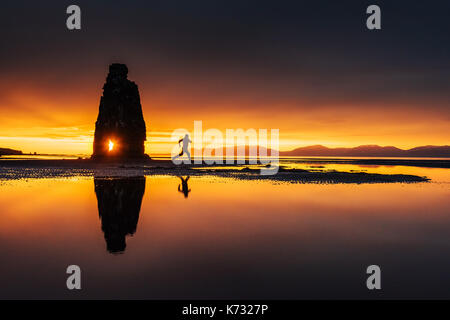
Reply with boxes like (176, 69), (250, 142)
(285, 157), (450, 168)
(0, 158), (433, 183)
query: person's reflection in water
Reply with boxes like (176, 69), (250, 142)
(94, 176), (146, 254)
(177, 176), (191, 198)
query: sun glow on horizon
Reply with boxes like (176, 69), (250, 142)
(0, 125), (449, 156)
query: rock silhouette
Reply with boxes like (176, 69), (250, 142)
(94, 176), (146, 254)
(92, 63), (149, 160)
(0, 148), (23, 156)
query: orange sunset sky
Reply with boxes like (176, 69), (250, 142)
(0, 2), (448, 155)
(0, 71), (448, 156)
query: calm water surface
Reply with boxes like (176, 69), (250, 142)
(0, 163), (449, 299)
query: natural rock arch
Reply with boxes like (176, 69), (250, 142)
(92, 63), (149, 160)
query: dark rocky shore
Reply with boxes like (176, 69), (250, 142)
(0, 159), (431, 184)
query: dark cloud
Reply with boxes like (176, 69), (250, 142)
(0, 0), (449, 112)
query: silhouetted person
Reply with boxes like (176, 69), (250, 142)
(177, 176), (191, 198)
(94, 176), (146, 254)
(172, 134), (192, 162)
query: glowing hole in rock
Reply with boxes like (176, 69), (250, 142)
(108, 140), (114, 152)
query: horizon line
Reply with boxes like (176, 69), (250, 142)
(2, 143), (449, 157)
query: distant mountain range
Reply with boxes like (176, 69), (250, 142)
(279, 145), (450, 158)
(1, 145), (449, 158)
(0, 148), (22, 156)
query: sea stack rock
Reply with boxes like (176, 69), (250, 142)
(92, 63), (149, 160)
(94, 176), (146, 254)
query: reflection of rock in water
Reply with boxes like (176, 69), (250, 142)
(94, 176), (146, 254)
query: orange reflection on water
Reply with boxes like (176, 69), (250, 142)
(0, 168), (449, 298)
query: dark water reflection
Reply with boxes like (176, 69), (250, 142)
(94, 177), (145, 254)
(0, 166), (449, 299)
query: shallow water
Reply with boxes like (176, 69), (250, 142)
(0, 164), (449, 299)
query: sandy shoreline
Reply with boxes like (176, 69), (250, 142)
(0, 159), (433, 183)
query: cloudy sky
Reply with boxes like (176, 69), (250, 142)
(0, 0), (449, 154)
